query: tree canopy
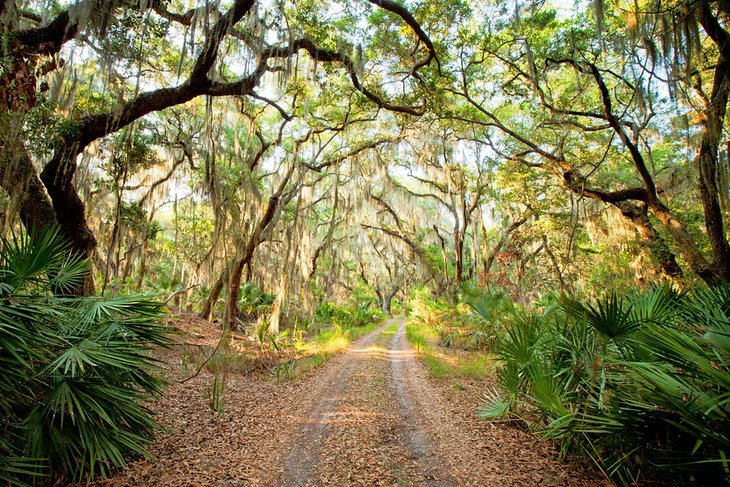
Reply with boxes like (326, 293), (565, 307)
(1, 0), (728, 317)
(2, 1), (730, 484)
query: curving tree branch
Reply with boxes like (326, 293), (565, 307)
(367, 0), (439, 74)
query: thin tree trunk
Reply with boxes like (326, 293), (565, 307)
(224, 166), (297, 332)
(200, 268), (228, 321)
(484, 217), (528, 276)
(542, 235), (568, 294)
(433, 225), (451, 295)
(325, 249), (338, 301)
(136, 238), (149, 289)
(271, 188), (304, 333)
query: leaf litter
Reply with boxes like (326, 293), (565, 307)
(80, 314), (603, 486)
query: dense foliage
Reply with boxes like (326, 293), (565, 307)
(478, 286), (730, 485)
(0, 229), (170, 484)
(314, 302), (384, 329)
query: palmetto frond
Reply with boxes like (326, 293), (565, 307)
(0, 228), (170, 484)
(478, 284), (730, 484)
(629, 285), (682, 325)
(0, 227), (88, 295)
(561, 292), (641, 343)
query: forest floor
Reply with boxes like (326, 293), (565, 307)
(86, 315), (605, 487)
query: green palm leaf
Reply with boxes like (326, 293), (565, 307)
(0, 228), (87, 294)
(562, 293), (641, 343)
(0, 227), (170, 484)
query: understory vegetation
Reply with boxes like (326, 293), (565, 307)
(275, 318), (383, 380)
(0, 230), (170, 485)
(1, 229), (384, 484)
(406, 285), (730, 485)
(479, 285), (730, 485)
(185, 300), (384, 378)
(406, 289), (495, 382)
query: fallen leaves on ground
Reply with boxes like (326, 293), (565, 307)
(81, 314), (602, 486)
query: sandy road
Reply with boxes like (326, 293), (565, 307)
(276, 318), (602, 487)
(87, 314), (601, 487)
(278, 321), (392, 485)
(278, 318), (451, 485)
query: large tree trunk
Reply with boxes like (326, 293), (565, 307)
(224, 167), (297, 332)
(615, 202), (683, 280)
(382, 287), (399, 314)
(40, 152), (97, 294)
(0, 129), (95, 295)
(0, 134), (56, 234)
(696, 2), (730, 282)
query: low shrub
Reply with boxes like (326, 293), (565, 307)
(238, 282), (276, 320)
(0, 228), (170, 484)
(314, 302), (383, 328)
(480, 285), (730, 485)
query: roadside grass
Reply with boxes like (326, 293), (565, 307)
(371, 322), (401, 350)
(380, 323), (400, 336)
(348, 321), (386, 342)
(406, 322), (438, 352)
(406, 323), (495, 381)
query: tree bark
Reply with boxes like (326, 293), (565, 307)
(562, 169), (684, 281)
(224, 165), (297, 332)
(542, 234), (568, 294)
(483, 216), (528, 277)
(200, 268), (228, 321)
(696, 2), (730, 282)
(382, 287), (399, 314)
(136, 238), (149, 289)
(433, 224), (451, 296)
(0, 131), (56, 235)
(614, 202), (683, 279)
(325, 249), (338, 301)
(270, 188), (304, 333)
(0, 128), (96, 294)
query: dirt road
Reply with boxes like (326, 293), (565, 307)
(275, 319), (600, 486)
(278, 319), (452, 486)
(89, 317), (601, 486)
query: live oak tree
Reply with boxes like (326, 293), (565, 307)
(444, 0), (729, 287)
(0, 0), (438, 296)
(387, 132), (489, 291)
(2, 0), (728, 315)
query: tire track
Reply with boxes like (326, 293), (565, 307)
(278, 321), (391, 486)
(389, 318), (453, 486)
(279, 318), (455, 486)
